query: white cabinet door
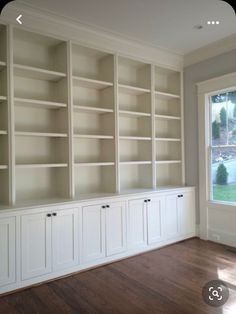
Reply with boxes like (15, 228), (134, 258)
(0, 217), (16, 287)
(106, 202), (126, 256)
(180, 192), (196, 236)
(52, 209), (79, 271)
(147, 197), (165, 245)
(21, 212), (52, 280)
(127, 199), (147, 249)
(82, 205), (105, 263)
(164, 194), (180, 239)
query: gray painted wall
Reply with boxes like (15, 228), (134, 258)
(184, 49), (236, 223)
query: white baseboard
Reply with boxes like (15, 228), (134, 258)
(208, 228), (236, 248)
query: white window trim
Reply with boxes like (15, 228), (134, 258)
(197, 72), (236, 240)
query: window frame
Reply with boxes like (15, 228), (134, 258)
(197, 72), (236, 240)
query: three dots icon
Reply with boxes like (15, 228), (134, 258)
(207, 21), (220, 25)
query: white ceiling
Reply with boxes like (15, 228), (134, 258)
(17, 0), (236, 55)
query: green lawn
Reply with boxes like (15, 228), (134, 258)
(213, 184), (236, 202)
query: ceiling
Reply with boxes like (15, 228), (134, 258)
(15, 0), (236, 55)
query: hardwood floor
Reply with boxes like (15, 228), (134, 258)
(1, 238), (236, 314)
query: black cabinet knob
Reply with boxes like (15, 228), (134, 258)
(178, 194), (184, 198)
(102, 205), (106, 209)
(46, 213), (52, 217)
(148, 199), (151, 202)
(144, 199), (148, 203)
(106, 205), (110, 208)
(52, 213), (57, 216)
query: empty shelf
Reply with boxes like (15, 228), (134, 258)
(156, 160), (182, 164)
(74, 134), (114, 139)
(155, 137), (181, 142)
(16, 163), (68, 168)
(119, 84), (150, 95)
(0, 61), (6, 71)
(120, 161), (152, 165)
(15, 131), (68, 137)
(14, 64), (66, 81)
(119, 110), (151, 118)
(14, 97), (67, 109)
(0, 96), (7, 103)
(74, 162), (115, 167)
(74, 105), (113, 114)
(120, 136), (151, 141)
(155, 114), (181, 120)
(0, 165), (8, 170)
(155, 91), (180, 99)
(73, 76), (113, 90)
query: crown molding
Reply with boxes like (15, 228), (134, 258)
(196, 72), (236, 94)
(0, 1), (183, 70)
(184, 33), (236, 67)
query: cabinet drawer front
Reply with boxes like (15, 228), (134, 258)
(0, 217), (16, 287)
(21, 213), (52, 280)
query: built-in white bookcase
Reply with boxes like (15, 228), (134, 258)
(154, 66), (182, 186)
(0, 25), (184, 206)
(0, 25), (9, 204)
(118, 57), (153, 190)
(72, 44), (116, 196)
(13, 28), (70, 203)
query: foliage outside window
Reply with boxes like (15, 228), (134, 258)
(210, 90), (236, 202)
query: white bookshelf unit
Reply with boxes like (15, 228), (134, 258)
(13, 28), (70, 203)
(154, 66), (183, 187)
(0, 15), (196, 297)
(0, 24), (184, 207)
(0, 25), (9, 205)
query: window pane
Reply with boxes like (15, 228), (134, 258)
(227, 91), (236, 145)
(211, 147), (236, 202)
(211, 93), (228, 146)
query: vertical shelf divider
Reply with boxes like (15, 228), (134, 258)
(151, 64), (156, 189)
(114, 54), (120, 193)
(67, 40), (74, 198)
(180, 70), (185, 185)
(7, 25), (15, 205)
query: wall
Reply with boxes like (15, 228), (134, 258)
(184, 49), (236, 226)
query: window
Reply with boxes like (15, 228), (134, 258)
(210, 90), (236, 203)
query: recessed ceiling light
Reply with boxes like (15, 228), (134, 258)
(194, 25), (203, 30)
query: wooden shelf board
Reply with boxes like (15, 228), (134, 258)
(156, 160), (182, 164)
(0, 165), (8, 170)
(120, 136), (151, 141)
(119, 110), (151, 118)
(155, 114), (181, 120)
(14, 64), (66, 81)
(74, 105), (113, 114)
(14, 97), (67, 109)
(155, 91), (180, 99)
(119, 84), (150, 95)
(16, 163), (68, 169)
(120, 161), (152, 165)
(74, 134), (114, 139)
(155, 137), (181, 142)
(15, 131), (68, 138)
(74, 162), (115, 167)
(73, 76), (113, 90)
(0, 96), (7, 103)
(0, 130), (7, 135)
(0, 61), (6, 70)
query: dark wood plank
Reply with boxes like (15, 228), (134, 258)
(1, 238), (236, 314)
